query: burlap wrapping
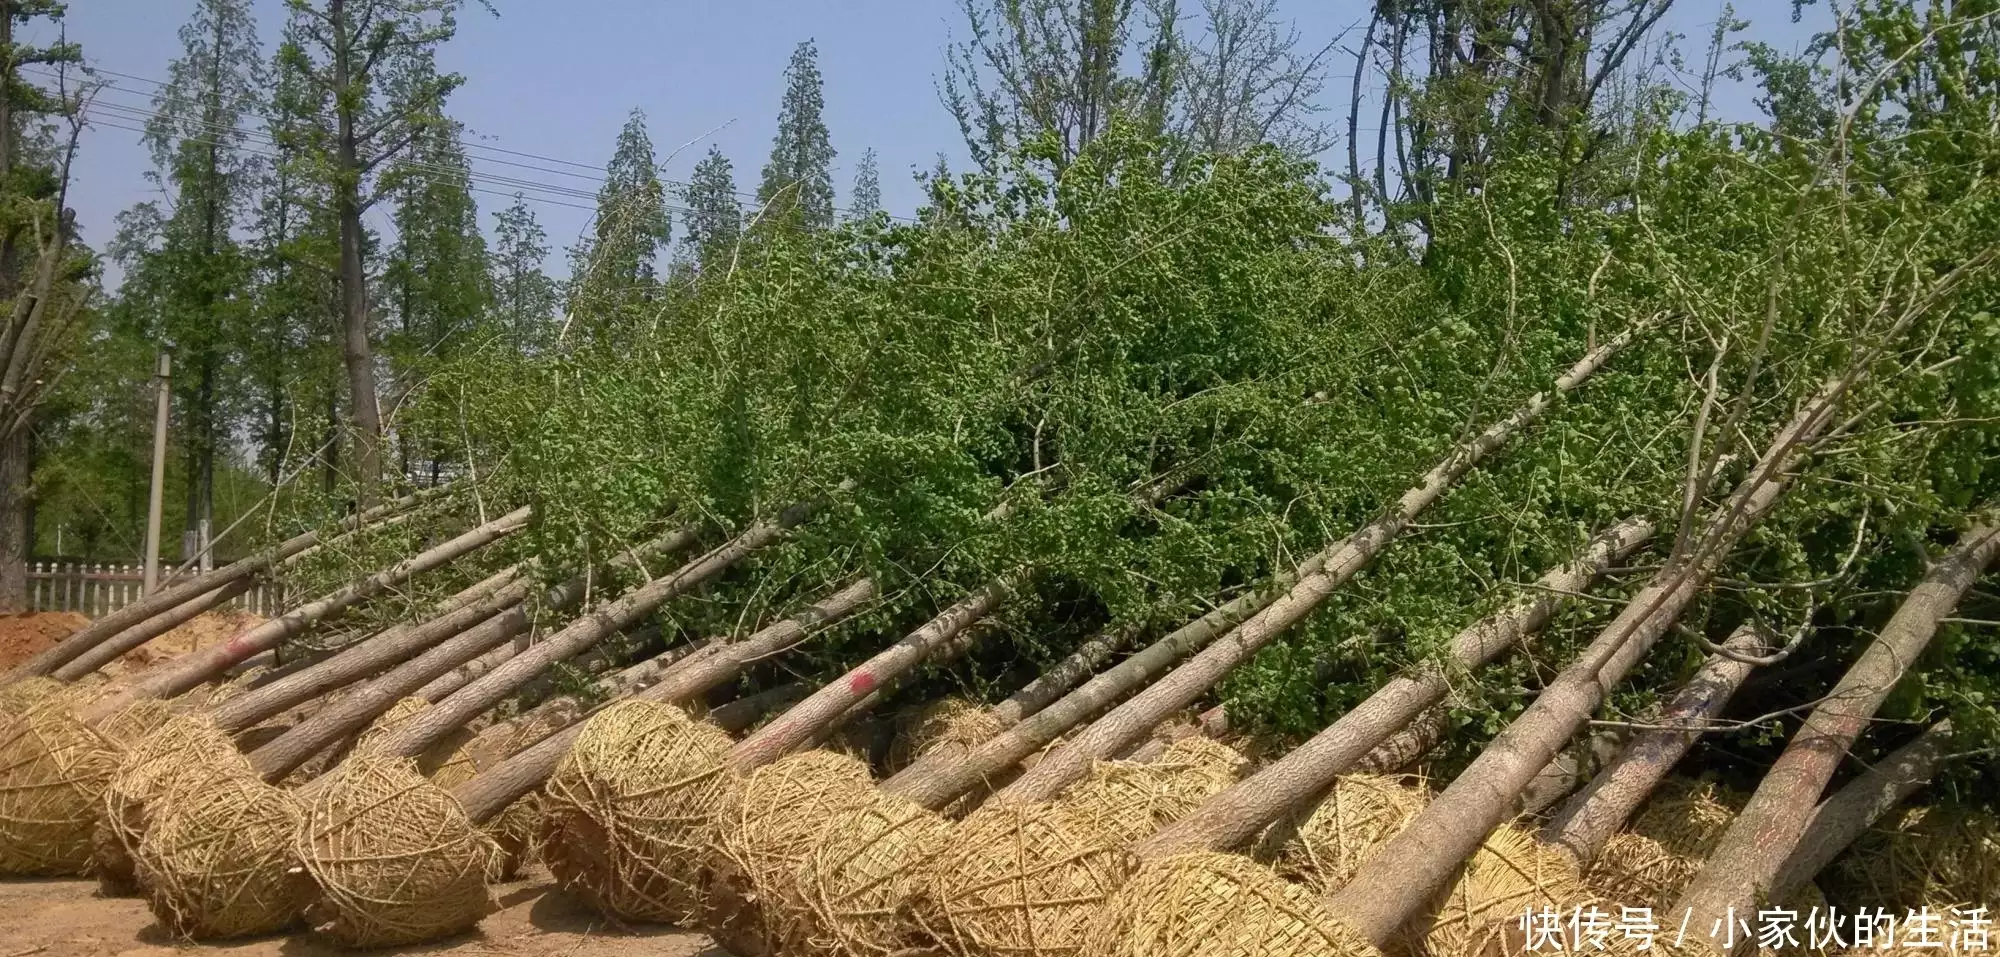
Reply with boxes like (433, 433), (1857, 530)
(539, 699), (734, 924)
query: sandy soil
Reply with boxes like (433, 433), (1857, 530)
(0, 612), (91, 672)
(0, 867), (718, 957)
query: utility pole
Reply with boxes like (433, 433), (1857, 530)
(142, 351), (171, 595)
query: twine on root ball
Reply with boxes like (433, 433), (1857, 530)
(135, 774), (307, 939)
(0, 677), (66, 713)
(795, 791), (954, 957)
(1630, 779), (1740, 860)
(921, 798), (1134, 957)
(701, 749), (876, 953)
(1832, 805), (1999, 912)
(1277, 773), (1430, 894)
(484, 793), (542, 884)
(294, 754), (498, 947)
(1057, 742), (1246, 846)
(1081, 851), (1382, 957)
(0, 707), (122, 875)
(889, 698), (1006, 773)
(1583, 832), (1701, 911)
(94, 699), (176, 748)
(95, 714), (253, 890)
(1420, 823), (1598, 957)
(540, 700), (734, 924)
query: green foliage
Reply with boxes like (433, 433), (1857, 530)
(757, 40), (837, 231)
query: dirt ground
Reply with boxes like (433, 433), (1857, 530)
(0, 612), (91, 672)
(0, 609), (266, 677)
(0, 867), (718, 957)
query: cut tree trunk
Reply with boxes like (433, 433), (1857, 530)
(361, 500), (826, 762)
(245, 559), (614, 781)
(412, 633), (533, 702)
(6, 483), (449, 682)
(81, 505), (533, 721)
(52, 578), (257, 680)
(1674, 520), (2000, 945)
(1542, 625), (1766, 865)
(708, 683), (811, 734)
(1770, 718), (1953, 903)
(998, 331), (1638, 804)
(1127, 703), (1229, 763)
(450, 580), (880, 823)
(1323, 384), (1839, 947)
(1132, 518), (1653, 860)
(1354, 703), (1449, 773)
(1516, 726), (1631, 817)
(724, 572), (1022, 772)
(205, 560), (554, 732)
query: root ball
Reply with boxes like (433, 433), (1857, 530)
(701, 749), (875, 951)
(1421, 823), (1597, 957)
(1278, 773), (1429, 893)
(294, 754), (496, 947)
(922, 798), (1134, 957)
(135, 774), (306, 938)
(1083, 851), (1381, 957)
(540, 700), (733, 924)
(1630, 778), (1739, 859)
(1583, 832), (1701, 910)
(796, 792), (953, 957)
(0, 707), (121, 875)
(889, 698), (1005, 772)
(95, 714), (252, 889)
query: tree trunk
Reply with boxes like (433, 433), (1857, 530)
(1323, 386), (1833, 946)
(1354, 703), (1449, 773)
(0, 422), (26, 613)
(331, 0), (382, 505)
(1674, 521), (2000, 947)
(724, 571), (1021, 773)
(1542, 625), (1766, 866)
(366, 500), (824, 762)
(449, 576), (879, 823)
(1770, 719), (1953, 904)
(207, 563), (533, 732)
(6, 484), (447, 682)
(887, 620), (1142, 787)
(1133, 518), (1653, 861)
(999, 332), (1642, 805)
(51, 578), (256, 680)
(1516, 725), (1629, 818)
(83, 505), (532, 719)
(708, 682), (810, 734)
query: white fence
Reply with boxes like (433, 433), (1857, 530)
(27, 562), (290, 618)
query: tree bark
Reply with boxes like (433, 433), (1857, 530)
(206, 562), (538, 732)
(1770, 718), (1953, 904)
(366, 500), (824, 761)
(449, 576), (879, 823)
(999, 332), (1641, 805)
(1354, 702), (1449, 773)
(0, 422), (26, 613)
(51, 578), (257, 680)
(1674, 520), (2000, 947)
(330, 0), (383, 505)
(1542, 625), (1766, 866)
(1133, 518), (1654, 861)
(83, 505), (532, 719)
(5, 483), (448, 682)
(1323, 386), (1833, 946)
(724, 572), (1020, 773)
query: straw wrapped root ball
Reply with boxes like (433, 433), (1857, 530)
(540, 700), (734, 925)
(792, 792), (953, 957)
(484, 793), (543, 884)
(135, 775), (307, 939)
(0, 676), (66, 713)
(1832, 805), (1998, 910)
(1631, 778), (1740, 859)
(295, 754), (498, 947)
(1082, 851), (1382, 957)
(1278, 773), (1430, 893)
(0, 706), (122, 875)
(889, 697), (1006, 772)
(702, 749), (875, 947)
(94, 714), (253, 889)
(1421, 823), (1599, 957)
(1584, 832), (1702, 911)
(921, 798), (1138, 957)
(1057, 741), (1246, 846)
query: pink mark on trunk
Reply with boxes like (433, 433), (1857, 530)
(847, 672), (877, 696)
(222, 629), (262, 662)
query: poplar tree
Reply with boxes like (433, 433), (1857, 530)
(679, 145), (741, 274)
(279, 0), (475, 506)
(110, 0), (262, 564)
(569, 108), (670, 315)
(847, 146), (881, 220)
(756, 40), (836, 230)
(489, 195), (555, 352)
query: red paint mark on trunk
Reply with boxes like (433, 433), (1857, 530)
(222, 630), (261, 662)
(847, 672), (877, 696)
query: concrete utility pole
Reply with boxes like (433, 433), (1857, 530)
(142, 351), (171, 595)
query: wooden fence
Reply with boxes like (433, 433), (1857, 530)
(26, 562), (290, 618)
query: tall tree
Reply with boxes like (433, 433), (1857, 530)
(115, 0), (262, 565)
(383, 118), (488, 482)
(488, 194), (555, 352)
(678, 145), (741, 274)
(569, 107), (669, 315)
(756, 40), (836, 230)
(280, 0), (476, 507)
(0, 0), (84, 611)
(847, 146), (881, 220)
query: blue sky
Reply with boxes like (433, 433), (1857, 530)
(42, 1), (1823, 284)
